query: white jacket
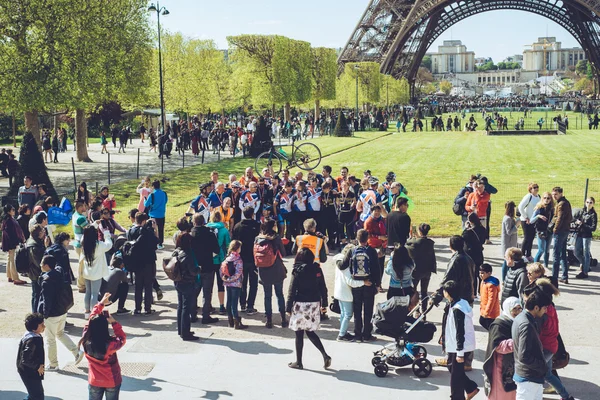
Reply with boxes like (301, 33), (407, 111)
(80, 232), (112, 281)
(518, 193), (540, 221)
(444, 299), (476, 357)
(333, 255), (365, 302)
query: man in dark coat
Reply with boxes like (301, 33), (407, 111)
(232, 207), (261, 314)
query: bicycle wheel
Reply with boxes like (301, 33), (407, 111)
(294, 142), (322, 171)
(255, 151), (282, 177)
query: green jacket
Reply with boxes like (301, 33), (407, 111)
(207, 222), (230, 264)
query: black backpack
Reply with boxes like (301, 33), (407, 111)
(15, 243), (32, 275)
(122, 228), (146, 272)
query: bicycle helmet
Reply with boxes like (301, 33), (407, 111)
(386, 171), (396, 183)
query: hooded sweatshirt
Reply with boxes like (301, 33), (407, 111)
(207, 221), (230, 264)
(480, 276), (501, 319)
(445, 298), (476, 357)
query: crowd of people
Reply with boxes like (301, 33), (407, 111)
(4, 157), (597, 399)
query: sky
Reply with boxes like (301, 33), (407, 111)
(156, 0), (581, 63)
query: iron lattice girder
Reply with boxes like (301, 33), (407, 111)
(339, 0), (600, 81)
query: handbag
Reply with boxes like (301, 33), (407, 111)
(552, 334), (570, 370)
(329, 297), (341, 314)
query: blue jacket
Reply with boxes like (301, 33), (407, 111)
(206, 222), (230, 264)
(385, 258), (414, 289)
(144, 189), (168, 218)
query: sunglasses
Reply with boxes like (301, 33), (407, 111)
(532, 186), (539, 189)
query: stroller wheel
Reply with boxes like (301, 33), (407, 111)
(412, 358), (432, 378)
(412, 345), (428, 359)
(374, 363), (389, 378)
(371, 356), (383, 367)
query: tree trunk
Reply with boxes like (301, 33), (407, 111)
(12, 112), (16, 147)
(315, 99), (321, 119)
(271, 103), (276, 119)
(75, 109), (92, 162)
(24, 110), (41, 145)
(284, 102), (291, 123)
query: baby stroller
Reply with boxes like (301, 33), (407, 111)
(371, 296), (437, 378)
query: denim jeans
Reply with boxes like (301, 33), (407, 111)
(21, 376), (44, 400)
(338, 300), (353, 337)
(89, 384), (121, 400)
(544, 350), (569, 398)
(501, 260), (508, 283)
(84, 279), (103, 312)
(175, 281), (195, 337)
(552, 232), (569, 280)
(226, 286), (241, 318)
(534, 235), (552, 267)
(263, 282), (285, 316)
(575, 236), (592, 274)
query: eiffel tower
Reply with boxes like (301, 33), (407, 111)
(338, 0), (600, 98)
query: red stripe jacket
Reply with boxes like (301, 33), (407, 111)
(83, 303), (126, 388)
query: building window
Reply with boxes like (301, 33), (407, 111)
(478, 77), (482, 83)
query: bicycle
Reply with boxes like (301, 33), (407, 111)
(255, 138), (322, 177)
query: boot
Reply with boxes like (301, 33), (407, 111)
(234, 317), (248, 330)
(280, 312), (288, 328)
(265, 315), (273, 329)
(227, 312), (234, 328)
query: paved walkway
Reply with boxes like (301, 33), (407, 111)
(0, 239), (598, 399)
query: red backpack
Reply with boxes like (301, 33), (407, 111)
(253, 239), (277, 267)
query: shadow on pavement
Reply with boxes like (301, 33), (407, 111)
(1, 391), (62, 400)
(204, 338), (293, 355)
(200, 390), (233, 399)
(305, 367), (442, 391)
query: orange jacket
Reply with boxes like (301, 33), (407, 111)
(479, 277), (500, 319)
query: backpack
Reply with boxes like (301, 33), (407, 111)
(122, 232), (145, 273)
(220, 260), (237, 277)
(163, 255), (182, 282)
(15, 243), (32, 275)
(452, 202), (463, 216)
(350, 246), (371, 280)
(254, 240), (277, 267)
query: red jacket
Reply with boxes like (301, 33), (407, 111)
(83, 303), (126, 388)
(539, 304), (559, 354)
(364, 216), (387, 249)
(466, 191), (490, 218)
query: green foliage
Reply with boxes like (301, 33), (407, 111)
(341, 62), (381, 105)
(587, 61), (594, 80)
(311, 47), (337, 102)
(421, 56), (432, 72)
(0, 114), (23, 141)
(477, 61), (498, 71)
(272, 36), (312, 105)
(439, 80), (452, 95)
(7, 132), (57, 202)
(380, 76), (410, 106)
(333, 111), (351, 137)
(576, 60), (588, 75)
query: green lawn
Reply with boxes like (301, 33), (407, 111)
(55, 126), (599, 239)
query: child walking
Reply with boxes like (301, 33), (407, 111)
(479, 263), (500, 331)
(443, 280), (479, 400)
(221, 240), (247, 330)
(17, 313), (46, 400)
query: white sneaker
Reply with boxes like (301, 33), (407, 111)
(74, 350), (84, 365)
(84, 312), (90, 320)
(46, 365), (59, 372)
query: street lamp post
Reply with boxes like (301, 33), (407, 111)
(148, 2), (169, 135)
(354, 65), (360, 134)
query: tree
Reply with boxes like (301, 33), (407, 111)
(415, 67), (434, 94)
(311, 47), (337, 117)
(576, 60), (588, 75)
(379, 75), (410, 107)
(439, 80), (453, 95)
(421, 56), (432, 72)
(7, 132), (57, 203)
(272, 36), (312, 121)
(333, 111), (351, 137)
(587, 61), (594, 80)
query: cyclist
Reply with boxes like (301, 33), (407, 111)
(273, 181), (295, 240)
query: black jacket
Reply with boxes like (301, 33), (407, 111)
(501, 260), (529, 304)
(454, 185), (474, 216)
(462, 226), (485, 267)
(232, 219), (261, 263)
(16, 332), (45, 380)
(44, 244), (74, 283)
(432, 251), (474, 305)
(340, 244), (382, 287)
(512, 311), (547, 382)
(574, 208), (597, 238)
(534, 205), (554, 239)
(126, 224), (159, 264)
(405, 237), (437, 280)
(173, 248), (199, 284)
(387, 211), (411, 246)
(26, 236), (45, 281)
(38, 267), (68, 318)
(191, 226), (220, 273)
(483, 317), (516, 395)
(285, 262), (328, 313)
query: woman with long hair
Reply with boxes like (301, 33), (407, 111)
(79, 292), (126, 399)
(207, 211), (230, 314)
(286, 248), (330, 370)
(385, 245), (415, 299)
(531, 192), (555, 268)
(500, 201), (520, 281)
(77, 182), (92, 207)
(80, 225), (113, 319)
(135, 176), (152, 213)
(2, 204), (26, 284)
(574, 197), (597, 279)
